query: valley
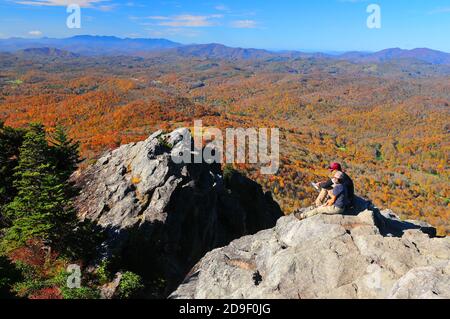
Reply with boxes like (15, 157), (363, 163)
(0, 44), (449, 235)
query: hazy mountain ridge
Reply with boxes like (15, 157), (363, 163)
(16, 47), (80, 59)
(339, 48), (450, 65)
(1, 36), (450, 65)
(0, 35), (181, 55)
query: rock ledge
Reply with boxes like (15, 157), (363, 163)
(171, 208), (449, 299)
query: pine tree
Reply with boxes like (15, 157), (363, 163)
(0, 122), (25, 227)
(49, 125), (81, 181)
(48, 124), (102, 259)
(1, 124), (77, 252)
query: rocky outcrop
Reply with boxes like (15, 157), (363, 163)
(100, 272), (122, 299)
(73, 128), (283, 297)
(73, 127), (449, 299)
(170, 207), (449, 299)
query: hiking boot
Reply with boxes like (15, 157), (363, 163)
(294, 212), (307, 221)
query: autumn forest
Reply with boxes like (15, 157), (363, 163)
(0, 48), (449, 235)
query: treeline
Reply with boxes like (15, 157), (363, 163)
(0, 122), (143, 299)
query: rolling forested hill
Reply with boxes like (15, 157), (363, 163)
(0, 44), (448, 235)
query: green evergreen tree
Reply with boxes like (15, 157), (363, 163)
(0, 122), (25, 225)
(1, 123), (77, 253)
(49, 125), (81, 181)
(48, 125), (103, 259)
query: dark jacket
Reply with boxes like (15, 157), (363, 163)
(319, 172), (355, 206)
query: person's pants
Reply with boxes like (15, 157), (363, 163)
(315, 188), (333, 206)
(301, 205), (344, 219)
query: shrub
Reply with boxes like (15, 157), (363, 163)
(52, 268), (100, 299)
(117, 272), (144, 299)
(157, 136), (173, 150)
(29, 287), (62, 299)
(60, 286), (100, 299)
(96, 260), (112, 285)
(12, 278), (46, 298)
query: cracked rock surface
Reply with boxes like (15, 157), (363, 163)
(73, 128), (283, 296)
(170, 209), (449, 299)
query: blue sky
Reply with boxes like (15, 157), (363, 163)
(1, 0), (450, 52)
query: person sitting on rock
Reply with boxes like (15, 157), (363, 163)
(297, 171), (349, 220)
(312, 162), (354, 208)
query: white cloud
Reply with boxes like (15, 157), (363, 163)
(215, 4), (229, 11)
(231, 20), (258, 29)
(28, 30), (43, 36)
(98, 4), (117, 11)
(148, 14), (223, 27)
(147, 16), (170, 20)
(15, 0), (108, 8)
(146, 28), (201, 38)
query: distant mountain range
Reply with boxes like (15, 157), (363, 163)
(0, 35), (181, 55)
(338, 48), (450, 65)
(15, 47), (80, 59)
(1, 35), (450, 65)
(167, 43), (274, 60)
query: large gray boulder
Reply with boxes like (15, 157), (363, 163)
(170, 209), (449, 299)
(73, 128), (283, 297)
